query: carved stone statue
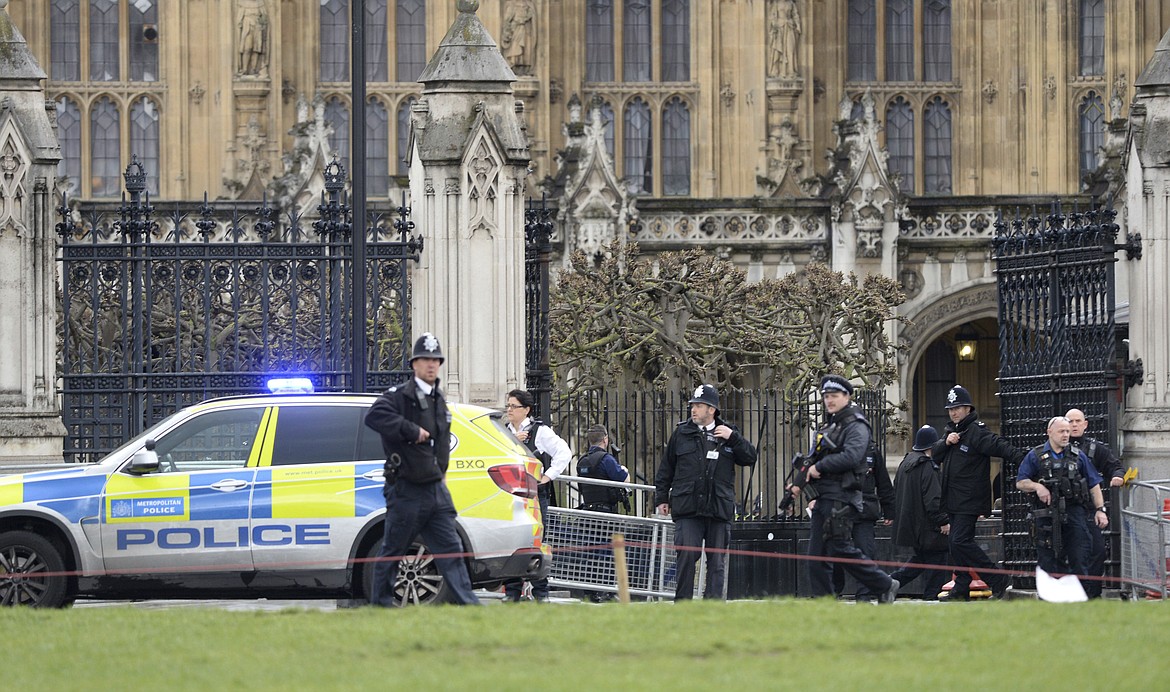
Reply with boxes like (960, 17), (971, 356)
(768, 0), (801, 78)
(237, 0), (269, 77)
(501, 0), (537, 76)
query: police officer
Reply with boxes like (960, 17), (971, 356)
(654, 384), (757, 600)
(1016, 416), (1108, 579)
(934, 385), (1021, 601)
(889, 425), (951, 600)
(835, 440), (895, 599)
(1066, 408), (1124, 598)
(364, 332), (480, 606)
(502, 388), (573, 602)
(792, 375), (899, 602)
(577, 425), (630, 513)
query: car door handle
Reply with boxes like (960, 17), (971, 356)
(362, 469), (385, 482)
(210, 479), (250, 492)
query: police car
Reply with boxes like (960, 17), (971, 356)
(0, 383), (549, 607)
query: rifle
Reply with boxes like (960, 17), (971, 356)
(778, 453), (816, 516)
(778, 428), (839, 517)
(1034, 477), (1068, 563)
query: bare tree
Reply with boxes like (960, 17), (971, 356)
(550, 241), (906, 407)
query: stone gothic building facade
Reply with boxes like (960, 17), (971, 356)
(10, 1), (1170, 454)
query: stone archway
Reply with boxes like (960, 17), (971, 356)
(894, 282), (998, 452)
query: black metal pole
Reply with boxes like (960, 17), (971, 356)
(351, 0), (368, 391)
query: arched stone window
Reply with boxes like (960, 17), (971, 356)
(848, 0), (876, 82)
(923, 0), (952, 82)
(662, 97), (690, 196)
(924, 97), (952, 194)
(599, 101), (616, 163)
(396, 0), (427, 82)
(886, 97), (914, 190)
(367, 98), (390, 195)
(90, 96), (121, 197)
(885, 0), (912, 82)
(129, 0), (159, 82)
(366, 0), (389, 82)
(585, 0), (615, 82)
(324, 96), (350, 168)
(397, 96), (416, 175)
(1079, 0), (1105, 76)
(56, 97), (82, 191)
(623, 98), (652, 194)
(90, 0), (119, 82)
(130, 97), (160, 195)
(51, 0), (81, 81)
(623, 1), (651, 82)
(320, 0), (349, 82)
(1079, 92), (1105, 182)
(661, 0), (690, 82)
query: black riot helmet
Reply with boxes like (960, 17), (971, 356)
(410, 332), (445, 363)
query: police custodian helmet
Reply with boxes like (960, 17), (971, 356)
(688, 384), (720, 410)
(912, 425), (940, 451)
(944, 385), (973, 409)
(410, 332), (444, 363)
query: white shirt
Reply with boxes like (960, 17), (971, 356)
(414, 377), (435, 395)
(509, 417), (573, 480)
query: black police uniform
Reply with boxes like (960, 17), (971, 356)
(1017, 442), (1101, 578)
(577, 445), (627, 513)
(804, 402), (895, 598)
(834, 443), (895, 598)
(889, 448), (950, 600)
(654, 396), (757, 601)
(363, 340), (479, 607)
(934, 400), (1021, 598)
(1069, 434), (1122, 598)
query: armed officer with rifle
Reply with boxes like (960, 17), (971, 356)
(786, 375), (899, 602)
(1016, 416), (1108, 580)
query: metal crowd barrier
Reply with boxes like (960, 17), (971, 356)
(1119, 479), (1170, 599)
(546, 475), (680, 599)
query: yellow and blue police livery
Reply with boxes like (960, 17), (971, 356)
(0, 387), (549, 607)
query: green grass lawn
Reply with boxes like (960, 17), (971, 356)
(5, 599), (1168, 690)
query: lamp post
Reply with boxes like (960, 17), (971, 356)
(351, 0), (368, 391)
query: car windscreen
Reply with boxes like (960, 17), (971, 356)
(98, 410), (185, 466)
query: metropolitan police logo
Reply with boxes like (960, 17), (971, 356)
(111, 500), (133, 518)
(947, 388), (958, 404)
(694, 386), (705, 399)
(422, 333), (439, 354)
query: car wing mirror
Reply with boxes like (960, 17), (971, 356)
(128, 438), (160, 474)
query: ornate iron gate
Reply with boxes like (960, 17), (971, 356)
(524, 200), (555, 417)
(55, 159), (422, 463)
(993, 203), (1120, 588)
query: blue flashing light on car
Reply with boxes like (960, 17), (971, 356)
(266, 377), (315, 394)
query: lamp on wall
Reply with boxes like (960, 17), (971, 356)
(956, 323), (978, 363)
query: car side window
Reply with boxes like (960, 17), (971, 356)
(153, 408), (265, 472)
(270, 405), (363, 465)
(358, 423), (385, 462)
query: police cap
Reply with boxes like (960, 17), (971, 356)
(819, 374), (854, 396)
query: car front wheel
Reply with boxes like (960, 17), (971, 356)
(0, 531), (70, 608)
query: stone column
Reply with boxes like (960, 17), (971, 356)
(1122, 28), (1170, 480)
(408, 0), (530, 407)
(0, 1), (66, 464)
